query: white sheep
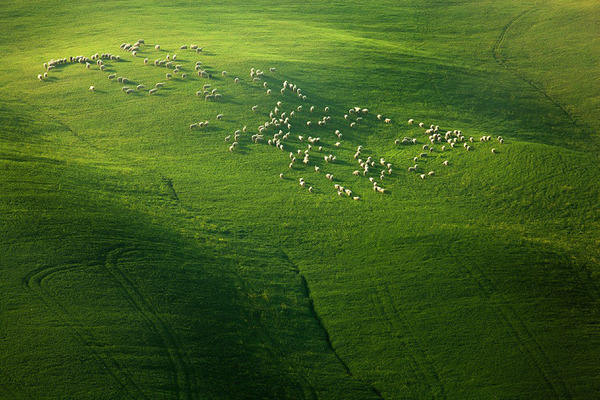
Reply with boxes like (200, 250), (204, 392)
(155, 45), (160, 50)
(37, 74), (43, 81)
(408, 119), (414, 124)
(149, 88), (157, 95)
(89, 86), (95, 92)
(491, 148), (497, 154)
(280, 173), (284, 179)
(266, 89), (272, 95)
(217, 114), (224, 120)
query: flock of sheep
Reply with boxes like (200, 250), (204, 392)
(36, 39), (506, 202)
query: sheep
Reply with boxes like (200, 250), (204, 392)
(155, 45), (160, 50)
(149, 88), (157, 95)
(297, 105), (303, 111)
(205, 95), (213, 101)
(180, 45), (188, 50)
(43, 72), (48, 78)
(222, 71), (228, 76)
(191, 44), (198, 49)
(190, 123), (198, 129)
(86, 62), (91, 69)
(384, 118), (391, 124)
(327, 174), (333, 181)
(499, 138), (504, 145)
(251, 105), (259, 112)
(325, 106), (330, 112)
(408, 118), (414, 125)
(466, 145), (471, 151)
(216, 114), (224, 120)
(225, 135), (231, 141)
(306, 121), (311, 126)
(491, 148), (497, 154)
(166, 73), (172, 79)
(121, 86), (130, 92)
(89, 86), (95, 92)
(266, 89), (272, 95)
(350, 122), (356, 128)
(300, 181), (306, 188)
(279, 173), (284, 179)
(229, 144), (235, 152)
(37, 74), (43, 81)
(428, 171), (435, 176)
(234, 77), (240, 83)
(155, 82), (165, 88)
(420, 174), (426, 179)
(136, 84), (146, 90)
(269, 67), (276, 73)
(125, 89), (134, 94)
(314, 166), (320, 173)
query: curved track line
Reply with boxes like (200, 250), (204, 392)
(492, 8), (593, 141)
(22, 263), (147, 399)
(103, 248), (199, 400)
(448, 243), (572, 399)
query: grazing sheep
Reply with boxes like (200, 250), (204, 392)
(251, 105), (258, 112)
(491, 148), (497, 154)
(125, 89), (134, 94)
(222, 71), (228, 76)
(384, 118), (391, 124)
(86, 62), (91, 69)
(180, 45), (188, 50)
(155, 45), (160, 50)
(166, 73), (172, 79)
(314, 166), (320, 173)
(266, 89), (272, 95)
(442, 160), (449, 166)
(155, 82), (165, 88)
(121, 86), (130, 92)
(37, 74), (43, 81)
(43, 72), (48, 78)
(428, 171), (435, 176)
(216, 114), (224, 120)
(190, 123), (198, 129)
(289, 162), (294, 169)
(136, 84), (145, 90)
(234, 77), (239, 83)
(149, 88), (157, 95)
(269, 67), (276, 72)
(89, 86), (95, 92)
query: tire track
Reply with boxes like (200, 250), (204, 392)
(102, 247), (199, 400)
(376, 284), (447, 399)
(492, 8), (595, 145)
(449, 243), (572, 399)
(22, 263), (147, 399)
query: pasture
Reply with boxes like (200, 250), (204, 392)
(1, 0), (599, 398)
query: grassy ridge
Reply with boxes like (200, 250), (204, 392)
(1, 0), (599, 398)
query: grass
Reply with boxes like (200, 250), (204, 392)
(1, 0), (599, 398)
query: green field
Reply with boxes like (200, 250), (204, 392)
(1, 0), (599, 398)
